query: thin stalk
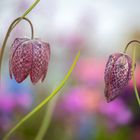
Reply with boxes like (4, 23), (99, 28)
(35, 95), (58, 140)
(11, 0), (40, 29)
(132, 47), (140, 106)
(3, 51), (81, 140)
(124, 40), (140, 106)
(0, 0), (40, 82)
(124, 40), (140, 53)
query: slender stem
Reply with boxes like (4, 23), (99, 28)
(35, 95), (58, 140)
(11, 0), (40, 29)
(132, 47), (140, 106)
(22, 17), (34, 39)
(3, 51), (81, 140)
(123, 40), (140, 106)
(124, 40), (140, 53)
(0, 0), (39, 83)
(11, 17), (34, 39)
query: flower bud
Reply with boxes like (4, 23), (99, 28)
(104, 53), (134, 102)
(9, 38), (50, 84)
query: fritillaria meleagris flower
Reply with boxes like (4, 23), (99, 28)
(104, 53), (134, 102)
(9, 38), (50, 84)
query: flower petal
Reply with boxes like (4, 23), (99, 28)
(40, 42), (50, 82)
(11, 40), (32, 83)
(30, 39), (50, 84)
(9, 38), (29, 79)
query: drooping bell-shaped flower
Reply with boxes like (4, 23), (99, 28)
(104, 53), (134, 102)
(9, 38), (50, 84)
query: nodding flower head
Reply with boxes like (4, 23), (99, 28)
(104, 53), (134, 102)
(9, 38), (50, 84)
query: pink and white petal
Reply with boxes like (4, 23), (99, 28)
(30, 40), (50, 84)
(40, 42), (50, 82)
(30, 41), (44, 84)
(104, 53), (123, 102)
(9, 38), (29, 79)
(12, 41), (32, 83)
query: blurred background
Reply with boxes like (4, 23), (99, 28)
(1, 0), (140, 139)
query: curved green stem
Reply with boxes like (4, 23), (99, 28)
(124, 40), (140, 53)
(11, 0), (40, 29)
(132, 47), (140, 106)
(123, 40), (140, 106)
(0, 0), (40, 83)
(3, 51), (81, 140)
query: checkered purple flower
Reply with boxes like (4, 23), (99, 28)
(104, 53), (134, 102)
(9, 38), (50, 84)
